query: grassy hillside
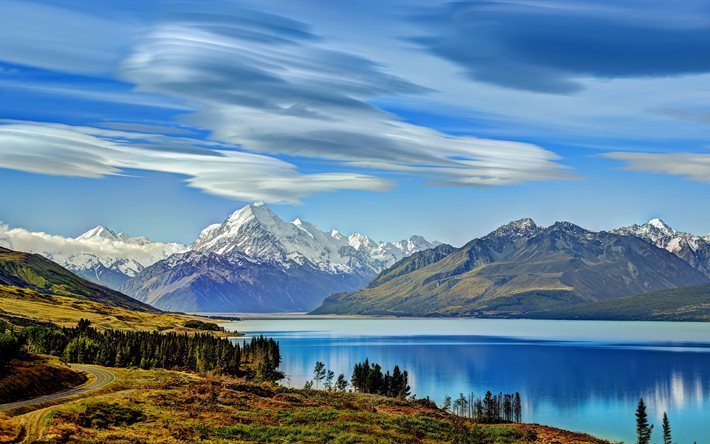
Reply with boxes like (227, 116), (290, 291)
(529, 282), (710, 321)
(0, 247), (156, 313)
(0, 355), (87, 404)
(314, 223), (708, 317)
(0, 367), (609, 444)
(0, 285), (231, 334)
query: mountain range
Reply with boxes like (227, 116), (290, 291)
(122, 203), (439, 312)
(0, 222), (185, 289)
(313, 219), (710, 317)
(1, 203), (439, 312)
(2, 209), (709, 316)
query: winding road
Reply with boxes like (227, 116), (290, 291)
(0, 364), (116, 412)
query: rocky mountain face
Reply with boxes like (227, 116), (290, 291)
(0, 223), (186, 289)
(613, 218), (710, 278)
(121, 203), (439, 312)
(313, 219), (709, 317)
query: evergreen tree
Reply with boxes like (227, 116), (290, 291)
(335, 374), (348, 392)
(662, 412), (672, 444)
(325, 370), (335, 391)
(513, 392), (522, 423)
(442, 395), (452, 412)
(636, 398), (653, 444)
(313, 361), (326, 389)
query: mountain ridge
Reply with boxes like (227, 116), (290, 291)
(121, 203), (439, 312)
(0, 246), (157, 312)
(313, 219), (710, 317)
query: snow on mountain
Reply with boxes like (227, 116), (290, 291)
(190, 202), (439, 275)
(122, 202), (440, 312)
(614, 218), (710, 277)
(0, 222), (187, 288)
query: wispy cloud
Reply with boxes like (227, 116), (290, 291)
(117, 9), (572, 187)
(410, 1), (710, 94)
(0, 2), (572, 202)
(0, 121), (389, 203)
(604, 152), (710, 182)
(0, 0), (139, 74)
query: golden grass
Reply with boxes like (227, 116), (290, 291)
(0, 285), (235, 335)
(0, 355), (87, 404)
(0, 366), (611, 444)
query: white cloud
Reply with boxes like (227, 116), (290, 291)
(0, 222), (184, 275)
(604, 152), (710, 182)
(117, 14), (572, 187)
(0, 4), (572, 201)
(0, 121), (390, 203)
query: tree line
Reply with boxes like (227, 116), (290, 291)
(302, 359), (411, 400)
(350, 359), (411, 399)
(5, 318), (283, 381)
(442, 391), (522, 424)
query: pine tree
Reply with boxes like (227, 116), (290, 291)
(513, 392), (522, 423)
(442, 395), (452, 412)
(313, 361), (326, 389)
(335, 374), (348, 392)
(636, 398), (653, 444)
(662, 412), (672, 444)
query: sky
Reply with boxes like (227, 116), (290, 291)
(1, 0), (709, 246)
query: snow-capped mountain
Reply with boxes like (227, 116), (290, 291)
(614, 218), (710, 277)
(0, 222), (186, 289)
(190, 202), (439, 275)
(122, 202), (440, 312)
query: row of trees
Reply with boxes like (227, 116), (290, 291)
(635, 398), (674, 444)
(443, 391), (522, 423)
(304, 361), (349, 392)
(0, 320), (20, 369)
(350, 359), (411, 399)
(301, 359), (411, 400)
(11, 319), (283, 381)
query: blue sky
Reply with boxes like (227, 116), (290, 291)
(1, 0), (709, 246)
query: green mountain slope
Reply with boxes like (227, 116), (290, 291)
(528, 282), (710, 321)
(313, 221), (709, 317)
(0, 246), (157, 312)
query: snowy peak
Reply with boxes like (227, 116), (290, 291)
(0, 222), (187, 286)
(189, 202), (438, 274)
(614, 219), (710, 277)
(488, 218), (541, 239)
(647, 218), (673, 233)
(77, 225), (119, 241)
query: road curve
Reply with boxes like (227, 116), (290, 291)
(0, 364), (116, 412)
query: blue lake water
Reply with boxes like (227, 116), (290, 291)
(226, 317), (710, 443)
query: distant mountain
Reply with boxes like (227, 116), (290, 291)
(528, 282), (710, 321)
(0, 246), (156, 312)
(0, 223), (185, 289)
(614, 218), (710, 277)
(313, 219), (709, 317)
(122, 203), (439, 312)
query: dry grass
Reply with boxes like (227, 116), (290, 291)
(0, 355), (87, 404)
(0, 286), (235, 335)
(0, 367), (612, 444)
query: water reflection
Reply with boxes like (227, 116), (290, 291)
(230, 319), (710, 442)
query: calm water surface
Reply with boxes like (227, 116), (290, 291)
(225, 317), (710, 443)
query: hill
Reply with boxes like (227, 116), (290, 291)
(0, 246), (156, 313)
(313, 220), (709, 317)
(528, 282), (710, 321)
(0, 366), (609, 444)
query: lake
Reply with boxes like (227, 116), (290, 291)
(225, 317), (710, 443)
